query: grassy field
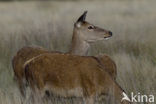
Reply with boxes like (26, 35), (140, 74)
(0, 0), (156, 104)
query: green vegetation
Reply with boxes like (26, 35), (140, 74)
(0, 0), (156, 104)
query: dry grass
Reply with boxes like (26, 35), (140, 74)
(0, 0), (156, 104)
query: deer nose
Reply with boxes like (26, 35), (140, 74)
(108, 31), (113, 36)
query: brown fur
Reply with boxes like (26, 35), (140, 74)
(12, 46), (116, 96)
(12, 11), (116, 97)
(12, 46), (50, 96)
(96, 54), (117, 79)
(24, 53), (130, 104)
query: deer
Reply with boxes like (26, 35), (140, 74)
(12, 11), (117, 97)
(24, 53), (131, 104)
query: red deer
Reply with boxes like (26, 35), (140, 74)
(12, 11), (116, 97)
(24, 53), (130, 104)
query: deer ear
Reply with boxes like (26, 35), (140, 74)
(76, 11), (88, 23)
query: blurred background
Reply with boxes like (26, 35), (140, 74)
(0, 0), (156, 104)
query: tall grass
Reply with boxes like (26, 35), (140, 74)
(0, 0), (156, 104)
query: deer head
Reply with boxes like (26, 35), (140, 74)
(74, 11), (112, 43)
(70, 11), (113, 56)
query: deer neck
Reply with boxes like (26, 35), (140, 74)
(69, 30), (90, 56)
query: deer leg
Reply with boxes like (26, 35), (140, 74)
(84, 96), (95, 104)
(17, 78), (26, 98)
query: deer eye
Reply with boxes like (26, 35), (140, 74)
(88, 25), (94, 30)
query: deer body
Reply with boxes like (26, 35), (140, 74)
(12, 11), (116, 97)
(25, 53), (130, 104)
